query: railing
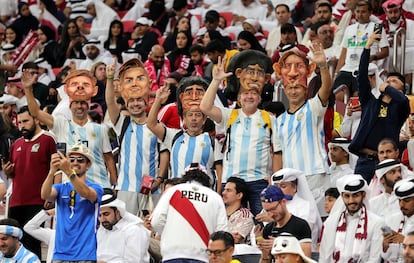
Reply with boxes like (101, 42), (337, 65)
(392, 28), (406, 75)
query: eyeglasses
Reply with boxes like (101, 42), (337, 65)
(69, 157), (87, 163)
(206, 247), (230, 256)
(264, 202), (281, 213)
(244, 68), (266, 77)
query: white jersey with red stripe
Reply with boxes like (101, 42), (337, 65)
(151, 181), (228, 262)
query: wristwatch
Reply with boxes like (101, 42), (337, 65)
(69, 170), (77, 180)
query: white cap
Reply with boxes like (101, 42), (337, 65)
(136, 17), (153, 26)
(375, 159), (401, 180)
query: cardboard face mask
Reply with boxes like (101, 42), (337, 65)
(63, 70), (98, 103)
(119, 67), (150, 106)
(178, 84), (206, 114)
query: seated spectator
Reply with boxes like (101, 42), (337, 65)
(237, 30), (266, 53)
(223, 177), (254, 244)
(11, 2), (39, 38)
(86, 0), (119, 40)
(163, 16), (191, 53)
(58, 19), (87, 63)
(328, 138), (356, 186)
(324, 187), (339, 216)
(37, 25), (61, 68)
(103, 20), (129, 63)
(130, 17), (159, 62)
(242, 19), (266, 48)
(167, 30), (194, 77)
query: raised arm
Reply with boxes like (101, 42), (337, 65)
(200, 57), (232, 123)
(309, 41), (332, 106)
(22, 70), (54, 128)
(105, 57), (121, 124)
(147, 85), (169, 140)
(57, 152), (98, 202)
(41, 153), (60, 202)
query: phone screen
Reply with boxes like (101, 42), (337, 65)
(56, 142), (67, 155)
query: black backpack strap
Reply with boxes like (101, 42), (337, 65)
(171, 130), (185, 147)
(118, 116), (131, 149)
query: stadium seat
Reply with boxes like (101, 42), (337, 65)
(123, 20), (136, 33)
(219, 12), (233, 27)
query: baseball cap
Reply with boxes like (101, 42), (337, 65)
(260, 185), (292, 203)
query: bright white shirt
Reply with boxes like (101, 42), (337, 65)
(369, 192), (400, 217)
(97, 216), (150, 263)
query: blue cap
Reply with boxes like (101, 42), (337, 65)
(260, 185), (292, 203)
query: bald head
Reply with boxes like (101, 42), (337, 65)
(150, 45), (165, 69)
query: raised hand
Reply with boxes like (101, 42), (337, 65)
(106, 57), (117, 78)
(155, 84), (170, 105)
(21, 69), (38, 89)
(308, 41), (327, 67)
(212, 56), (232, 81)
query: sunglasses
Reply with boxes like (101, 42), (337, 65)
(69, 157), (87, 163)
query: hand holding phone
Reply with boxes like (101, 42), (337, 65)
(374, 24), (382, 40)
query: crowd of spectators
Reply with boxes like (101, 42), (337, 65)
(1, 0), (414, 262)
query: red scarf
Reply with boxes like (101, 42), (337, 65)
(383, 16), (407, 36)
(192, 59), (209, 77)
(144, 57), (171, 92)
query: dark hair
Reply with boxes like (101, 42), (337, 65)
(205, 10), (220, 23)
(176, 76), (209, 117)
(173, 0), (187, 11)
(281, 23), (296, 34)
(6, 25), (22, 47)
(387, 72), (406, 92)
(237, 30), (266, 53)
(325, 187), (340, 198)
(317, 2), (333, 13)
(164, 177), (182, 187)
(189, 44), (205, 54)
(0, 218), (22, 229)
(17, 105), (32, 116)
(275, 3), (290, 12)
(182, 168), (211, 187)
(205, 39), (226, 54)
(226, 177), (249, 203)
(210, 231), (235, 248)
(356, 0), (372, 11)
(39, 25), (56, 42)
(22, 62), (39, 70)
(205, 30), (231, 50)
(60, 19), (80, 47)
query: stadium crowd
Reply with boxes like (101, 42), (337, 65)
(1, 0), (414, 262)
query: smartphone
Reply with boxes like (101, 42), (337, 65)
(381, 226), (391, 235)
(374, 24), (382, 40)
(56, 142), (67, 155)
(142, 210), (150, 217)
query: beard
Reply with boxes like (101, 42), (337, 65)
(21, 124), (36, 140)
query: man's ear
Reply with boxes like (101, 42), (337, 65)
(235, 68), (243, 78)
(308, 63), (316, 77)
(92, 85), (98, 97)
(273, 63), (282, 79)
